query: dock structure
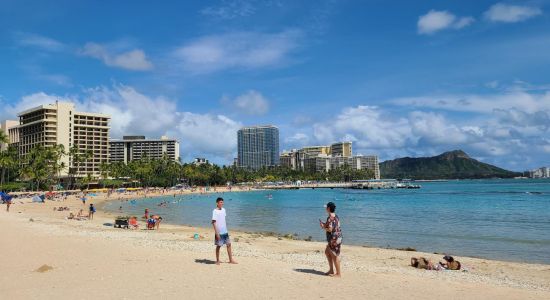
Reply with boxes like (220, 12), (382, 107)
(259, 179), (413, 190)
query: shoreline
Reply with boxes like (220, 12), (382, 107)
(99, 189), (550, 266)
(2, 190), (550, 299)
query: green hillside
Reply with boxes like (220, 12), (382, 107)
(380, 150), (520, 179)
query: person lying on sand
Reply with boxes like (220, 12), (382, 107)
(411, 255), (461, 271)
(411, 257), (438, 270)
(439, 255), (461, 270)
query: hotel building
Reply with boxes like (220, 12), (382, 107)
(109, 136), (180, 164)
(237, 125), (279, 170)
(16, 101), (110, 177)
(0, 120), (19, 151)
(280, 141), (380, 179)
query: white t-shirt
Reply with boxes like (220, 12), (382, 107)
(212, 208), (228, 235)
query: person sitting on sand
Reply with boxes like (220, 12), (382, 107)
(68, 212), (75, 220)
(129, 217), (139, 229)
(147, 217), (156, 230)
(439, 255), (461, 270)
(320, 201), (342, 277)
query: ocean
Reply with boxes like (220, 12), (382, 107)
(104, 179), (550, 264)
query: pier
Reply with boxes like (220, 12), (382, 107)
(259, 179), (420, 190)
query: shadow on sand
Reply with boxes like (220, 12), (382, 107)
(195, 259), (217, 265)
(293, 268), (326, 276)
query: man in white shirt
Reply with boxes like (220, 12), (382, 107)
(212, 197), (237, 265)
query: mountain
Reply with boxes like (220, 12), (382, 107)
(380, 150), (521, 180)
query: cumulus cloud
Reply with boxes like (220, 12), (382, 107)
(224, 90), (270, 115)
(2, 85), (241, 163)
(484, 3), (542, 23)
(80, 42), (153, 71)
(313, 106), (412, 150)
(409, 111), (468, 145)
(304, 91), (550, 170)
(172, 112), (241, 160)
(417, 10), (474, 35)
(173, 30), (302, 73)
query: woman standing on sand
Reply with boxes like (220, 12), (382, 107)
(320, 201), (342, 277)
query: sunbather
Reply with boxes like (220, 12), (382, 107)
(439, 255), (461, 270)
(411, 257), (440, 270)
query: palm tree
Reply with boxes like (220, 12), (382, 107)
(68, 145), (93, 189)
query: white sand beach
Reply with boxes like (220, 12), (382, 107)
(1, 192), (549, 300)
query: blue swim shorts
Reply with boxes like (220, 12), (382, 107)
(215, 233), (231, 246)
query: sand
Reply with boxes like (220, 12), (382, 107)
(1, 191), (549, 300)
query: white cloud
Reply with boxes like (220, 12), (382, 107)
(224, 90), (270, 115)
(284, 133), (311, 149)
(484, 3), (542, 23)
(80, 42), (153, 71)
(305, 92), (550, 170)
(15, 33), (65, 51)
(409, 111), (470, 145)
(172, 113), (242, 160)
(173, 30), (302, 73)
(201, 0), (256, 19)
(391, 91), (550, 114)
(313, 106), (412, 150)
(417, 10), (474, 35)
(3, 85), (241, 164)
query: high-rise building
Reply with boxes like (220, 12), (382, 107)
(330, 142), (352, 157)
(17, 101), (110, 177)
(237, 125), (279, 169)
(0, 120), (19, 151)
(109, 136), (180, 164)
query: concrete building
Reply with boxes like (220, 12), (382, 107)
(17, 101), (110, 177)
(279, 141), (380, 179)
(0, 120), (19, 151)
(348, 155), (381, 179)
(193, 158), (209, 165)
(237, 125), (279, 170)
(280, 150), (299, 170)
(109, 136), (180, 164)
(529, 167), (550, 178)
(330, 142), (352, 157)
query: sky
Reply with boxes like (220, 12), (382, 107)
(1, 0), (550, 170)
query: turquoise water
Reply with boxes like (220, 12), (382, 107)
(104, 179), (550, 264)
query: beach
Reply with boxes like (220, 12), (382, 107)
(1, 192), (550, 300)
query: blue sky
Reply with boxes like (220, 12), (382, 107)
(1, 0), (550, 170)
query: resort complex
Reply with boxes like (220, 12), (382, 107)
(7, 102), (110, 177)
(109, 135), (180, 164)
(280, 142), (381, 179)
